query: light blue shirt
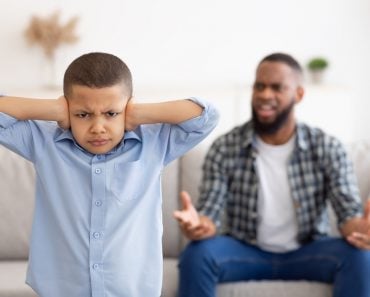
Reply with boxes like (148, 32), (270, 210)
(0, 98), (219, 297)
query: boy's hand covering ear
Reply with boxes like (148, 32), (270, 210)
(57, 96), (70, 130)
(124, 100), (138, 131)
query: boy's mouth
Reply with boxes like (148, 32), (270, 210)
(89, 139), (110, 146)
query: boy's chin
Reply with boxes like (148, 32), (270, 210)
(81, 142), (117, 155)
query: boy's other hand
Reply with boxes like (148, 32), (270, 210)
(56, 96), (70, 130)
(173, 191), (216, 240)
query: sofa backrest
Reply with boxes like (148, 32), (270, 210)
(1, 139), (369, 260)
(0, 147), (35, 260)
(346, 140), (370, 200)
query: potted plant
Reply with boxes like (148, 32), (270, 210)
(307, 57), (329, 84)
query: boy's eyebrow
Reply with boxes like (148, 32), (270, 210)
(73, 108), (91, 113)
(73, 107), (124, 114)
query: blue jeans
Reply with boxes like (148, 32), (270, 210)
(178, 235), (370, 297)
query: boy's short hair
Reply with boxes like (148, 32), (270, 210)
(63, 52), (133, 98)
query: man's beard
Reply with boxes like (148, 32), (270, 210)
(252, 99), (295, 135)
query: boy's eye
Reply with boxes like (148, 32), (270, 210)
(76, 113), (89, 118)
(106, 112), (119, 117)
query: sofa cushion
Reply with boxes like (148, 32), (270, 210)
(162, 258), (179, 297)
(162, 160), (182, 257)
(161, 258), (332, 297)
(0, 261), (37, 297)
(216, 281), (332, 297)
(0, 147), (34, 260)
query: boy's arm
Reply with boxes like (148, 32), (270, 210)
(125, 99), (203, 130)
(0, 96), (69, 129)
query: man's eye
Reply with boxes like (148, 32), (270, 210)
(106, 112), (118, 117)
(271, 84), (283, 92)
(253, 83), (265, 91)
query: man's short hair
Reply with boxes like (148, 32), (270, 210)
(63, 52), (133, 98)
(259, 53), (303, 74)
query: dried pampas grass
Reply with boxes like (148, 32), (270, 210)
(24, 10), (79, 60)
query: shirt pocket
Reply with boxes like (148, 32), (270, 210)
(110, 161), (143, 202)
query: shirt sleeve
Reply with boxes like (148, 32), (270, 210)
(324, 136), (363, 226)
(162, 97), (219, 165)
(197, 137), (228, 227)
(0, 112), (37, 161)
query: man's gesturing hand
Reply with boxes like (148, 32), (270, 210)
(173, 191), (216, 240)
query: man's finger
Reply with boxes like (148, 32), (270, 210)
(347, 236), (370, 250)
(180, 191), (193, 210)
(173, 210), (184, 221)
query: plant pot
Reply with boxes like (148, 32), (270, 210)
(309, 69), (325, 84)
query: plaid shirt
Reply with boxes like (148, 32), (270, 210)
(197, 121), (363, 244)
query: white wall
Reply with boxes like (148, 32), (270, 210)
(1, 0), (370, 141)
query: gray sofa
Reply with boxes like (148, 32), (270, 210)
(1, 138), (370, 297)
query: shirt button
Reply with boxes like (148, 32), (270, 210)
(92, 263), (99, 270)
(93, 232), (100, 239)
(95, 168), (102, 174)
(95, 200), (102, 207)
(97, 155), (102, 160)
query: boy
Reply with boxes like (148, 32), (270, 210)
(0, 52), (219, 297)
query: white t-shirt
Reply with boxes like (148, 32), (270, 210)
(256, 135), (300, 253)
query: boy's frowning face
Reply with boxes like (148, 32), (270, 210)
(67, 84), (130, 155)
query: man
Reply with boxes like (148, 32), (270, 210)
(174, 53), (370, 297)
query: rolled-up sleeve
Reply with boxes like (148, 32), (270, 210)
(177, 97), (218, 133)
(163, 97), (219, 165)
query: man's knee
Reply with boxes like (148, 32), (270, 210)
(179, 238), (217, 271)
(344, 245), (370, 270)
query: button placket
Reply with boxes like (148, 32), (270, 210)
(90, 158), (106, 295)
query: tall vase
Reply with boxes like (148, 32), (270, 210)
(43, 56), (59, 90)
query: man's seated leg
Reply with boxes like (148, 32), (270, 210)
(273, 237), (370, 297)
(178, 235), (276, 297)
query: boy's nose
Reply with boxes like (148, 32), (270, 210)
(90, 120), (106, 134)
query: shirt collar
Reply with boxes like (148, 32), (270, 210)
(241, 121), (255, 149)
(295, 122), (309, 151)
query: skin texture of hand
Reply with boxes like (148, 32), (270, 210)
(173, 191), (216, 240)
(56, 96), (70, 130)
(124, 99), (203, 132)
(345, 199), (370, 250)
(124, 100), (138, 131)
